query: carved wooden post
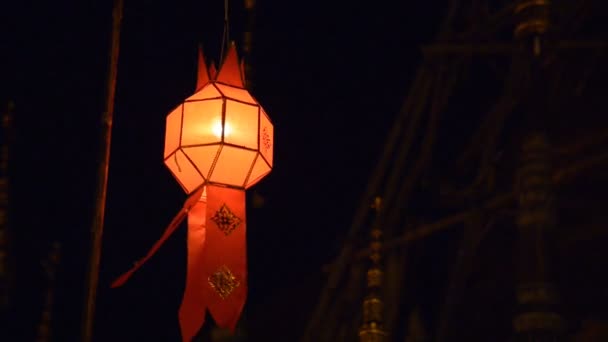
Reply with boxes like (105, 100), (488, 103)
(359, 197), (387, 342)
(513, 133), (565, 339)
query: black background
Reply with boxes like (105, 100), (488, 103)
(3, 1), (445, 340)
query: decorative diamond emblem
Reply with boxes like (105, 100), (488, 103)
(208, 265), (240, 299)
(261, 126), (272, 151)
(211, 204), (242, 235)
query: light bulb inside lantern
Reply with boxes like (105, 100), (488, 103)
(211, 120), (232, 139)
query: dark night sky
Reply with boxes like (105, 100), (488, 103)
(4, 1), (444, 340)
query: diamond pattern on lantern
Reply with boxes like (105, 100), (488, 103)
(211, 204), (242, 235)
(208, 265), (240, 299)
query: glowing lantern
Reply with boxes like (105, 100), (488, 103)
(112, 44), (273, 341)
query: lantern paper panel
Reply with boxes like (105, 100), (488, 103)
(181, 99), (224, 147)
(223, 100), (259, 149)
(246, 153), (272, 187)
(182, 145), (221, 179)
(208, 146), (255, 186)
(188, 83), (221, 101)
(164, 104), (184, 157)
(259, 109), (273, 166)
(215, 83), (256, 103)
(165, 149), (205, 194)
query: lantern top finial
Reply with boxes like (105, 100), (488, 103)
(209, 61), (217, 80)
(216, 43), (244, 88)
(196, 43), (246, 91)
(196, 46), (210, 92)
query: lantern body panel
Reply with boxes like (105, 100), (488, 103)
(224, 100), (259, 150)
(259, 109), (274, 166)
(187, 83), (222, 101)
(246, 154), (271, 187)
(181, 100), (223, 147)
(209, 146), (257, 186)
(215, 83), (256, 104)
(183, 145), (221, 179)
(164, 104), (183, 157)
(165, 149), (205, 193)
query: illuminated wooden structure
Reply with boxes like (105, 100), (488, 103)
(304, 0), (608, 340)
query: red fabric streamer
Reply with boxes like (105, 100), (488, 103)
(199, 185), (247, 331)
(178, 195), (207, 341)
(111, 185), (247, 341)
(111, 186), (205, 288)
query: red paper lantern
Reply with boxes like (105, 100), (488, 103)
(112, 44), (273, 341)
(164, 45), (273, 192)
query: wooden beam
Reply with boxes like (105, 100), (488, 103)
(322, 149), (608, 272)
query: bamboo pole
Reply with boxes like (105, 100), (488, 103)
(82, 0), (123, 341)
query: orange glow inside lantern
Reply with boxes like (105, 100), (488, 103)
(163, 54), (274, 193)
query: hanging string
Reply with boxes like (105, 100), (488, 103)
(219, 0), (230, 64)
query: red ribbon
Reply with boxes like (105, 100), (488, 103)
(111, 185), (247, 341)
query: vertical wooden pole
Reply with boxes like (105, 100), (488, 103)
(82, 0), (123, 340)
